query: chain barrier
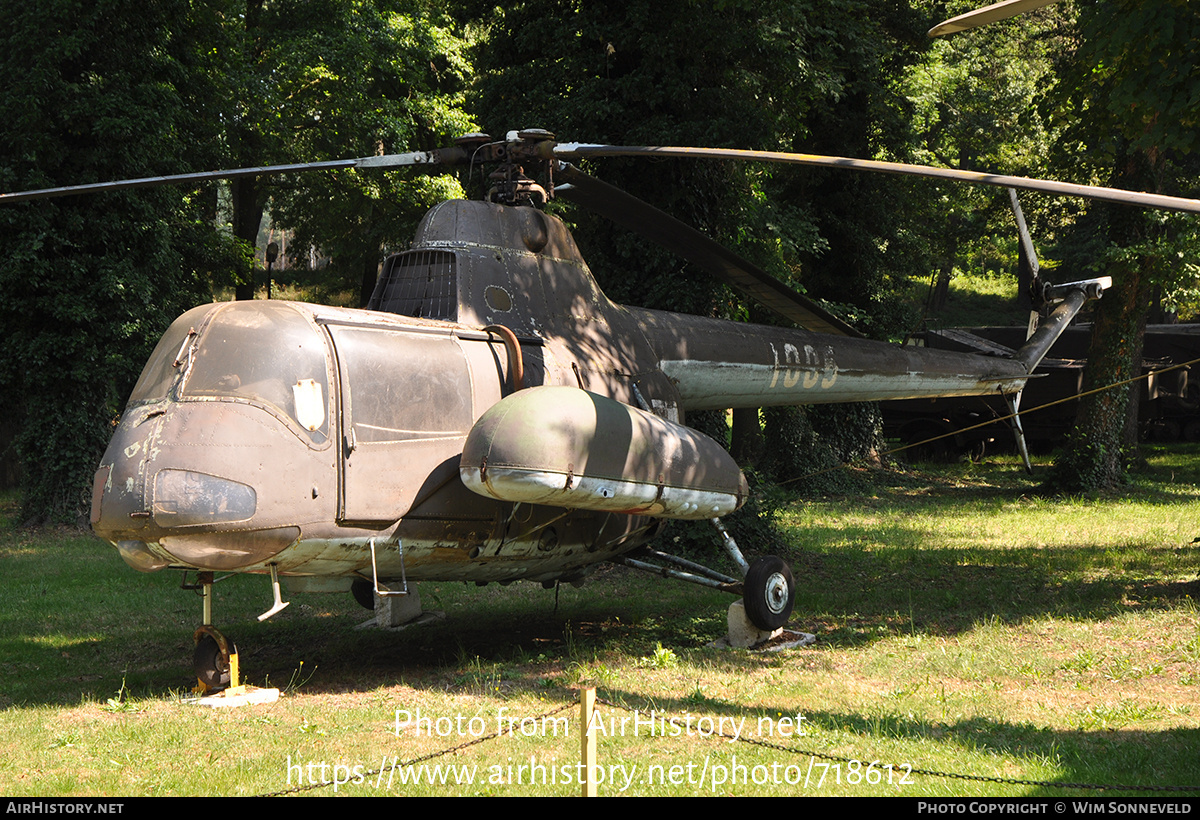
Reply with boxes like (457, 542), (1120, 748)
(252, 690), (1199, 795)
(593, 696), (1200, 794)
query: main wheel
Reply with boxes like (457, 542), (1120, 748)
(743, 556), (795, 631)
(351, 579), (376, 610)
(193, 627), (236, 691)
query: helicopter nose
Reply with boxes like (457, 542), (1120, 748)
(91, 406), (160, 538)
(91, 409), (173, 571)
(91, 400), (302, 572)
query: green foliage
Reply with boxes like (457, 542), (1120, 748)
(0, 0), (478, 520)
(467, 0), (929, 326)
(1041, 0), (1200, 489)
(811, 402), (885, 465)
(759, 404), (878, 495)
(1046, 430), (1131, 494)
(260, 1), (477, 304)
(1053, 0), (1199, 161)
(900, 0), (1072, 324)
(0, 0), (225, 522)
(7, 0), (1193, 517)
(189, 0), (477, 301)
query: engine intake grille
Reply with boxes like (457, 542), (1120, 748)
(368, 250), (457, 321)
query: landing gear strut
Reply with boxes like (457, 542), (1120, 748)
(618, 518), (797, 632)
(184, 571), (241, 694)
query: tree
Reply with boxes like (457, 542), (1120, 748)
(1046, 0), (1199, 491)
(0, 0), (231, 522)
(0, 0), (476, 521)
(216, 0), (475, 305)
(902, 1), (1070, 314)
(467, 0), (927, 483)
(467, 0), (926, 326)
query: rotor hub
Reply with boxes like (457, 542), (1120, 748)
(463, 129), (558, 207)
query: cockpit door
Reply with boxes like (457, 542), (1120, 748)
(327, 324), (474, 525)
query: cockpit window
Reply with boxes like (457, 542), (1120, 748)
(180, 303), (331, 441)
(330, 326), (471, 443)
(128, 304), (218, 405)
(368, 250), (458, 321)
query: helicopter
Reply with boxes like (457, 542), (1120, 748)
(7, 125), (1200, 692)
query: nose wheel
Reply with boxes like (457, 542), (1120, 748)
(743, 556), (795, 631)
(193, 625), (239, 693)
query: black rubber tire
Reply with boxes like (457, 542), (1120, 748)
(351, 579), (376, 610)
(967, 439), (987, 464)
(194, 633), (234, 690)
(743, 556), (795, 631)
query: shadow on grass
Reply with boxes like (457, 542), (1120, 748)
(788, 537), (1200, 642)
(2, 525), (1197, 706)
(5, 533), (1199, 795)
(4, 442), (1199, 706)
(581, 687), (1200, 795)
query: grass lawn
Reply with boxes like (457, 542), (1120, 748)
(1, 446), (1198, 796)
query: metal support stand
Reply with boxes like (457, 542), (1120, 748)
(615, 520), (746, 593)
(200, 571), (213, 626)
(1003, 391), (1034, 475)
(620, 552), (741, 593)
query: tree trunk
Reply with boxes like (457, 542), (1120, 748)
(359, 250), (381, 308)
(1051, 264), (1151, 491)
(231, 175), (264, 301)
(1050, 147), (1158, 492)
(730, 407), (763, 467)
(929, 263), (952, 312)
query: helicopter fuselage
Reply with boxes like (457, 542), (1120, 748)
(90, 199), (1033, 593)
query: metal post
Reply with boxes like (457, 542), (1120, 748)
(265, 241), (278, 300)
(580, 687), (597, 797)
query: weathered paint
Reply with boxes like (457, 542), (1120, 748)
(460, 386), (747, 518)
(92, 200), (1089, 592)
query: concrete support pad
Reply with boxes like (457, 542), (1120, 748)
(708, 601), (817, 651)
(375, 586), (423, 627)
(354, 585), (446, 631)
(190, 686), (280, 708)
(726, 600), (781, 647)
(357, 609), (446, 631)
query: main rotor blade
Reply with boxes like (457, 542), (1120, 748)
(0, 148), (466, 205)
(928, 0), (1060, 37)
(555, 163), (862, 337)
(1008, 188), (1039, 277)
(552, 144), (1200, 216)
